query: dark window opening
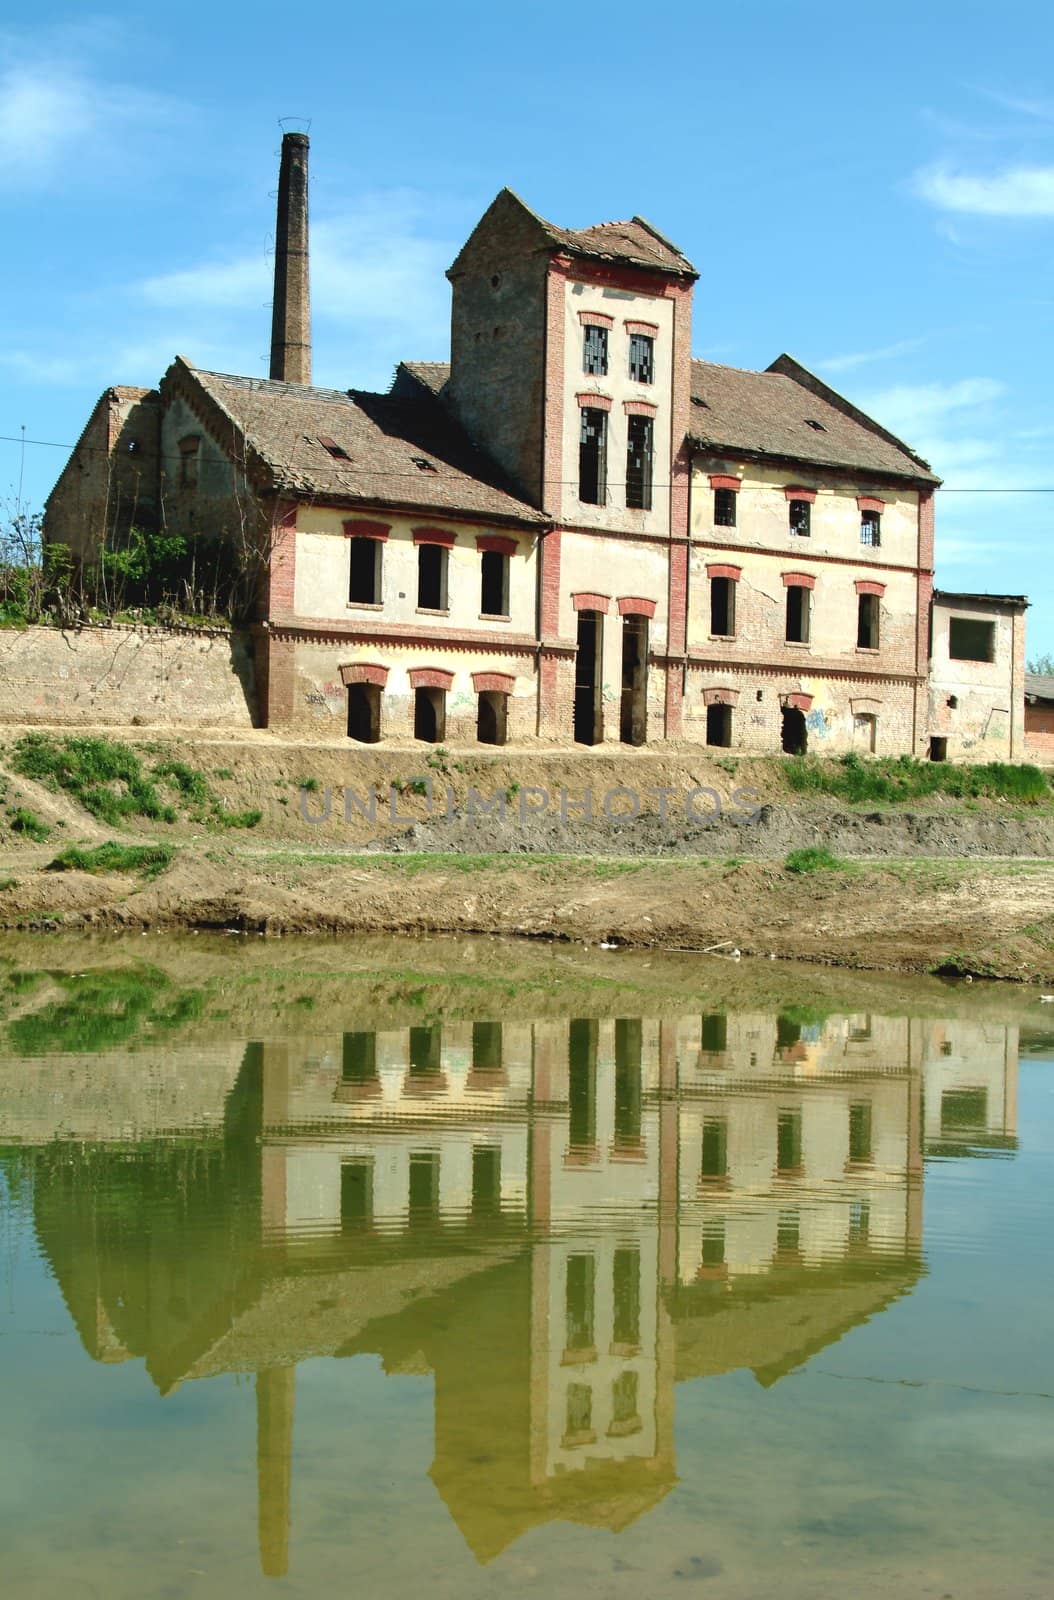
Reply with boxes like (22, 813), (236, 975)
(628, 332), (654, 384)
(409, 1024), (442, 1076)
(849, 1102), (873, 1163)
(702, 1221), (726, 1267)
(777, 1110), (803, 1174)
(789, 498), (811, 537)
(341, 1162), (372, 1230)
(480, 548), (508, 616)
(414, 686), (446, 742)
(408, 1152), (440, 1221)
(472, 1021), (503, 1074)
(471, 1146), (501, 1217)
(417, 543), (447, 610)
(776, 1014), (802, 1050)
(706, 703), (732, 747)
(565, 1254), (596, 1351)
(804, 418), (827, 432)
(857, 592), (880, 649)
(929, 735), (948, 762)
(941, 1088), (988, 1133)
(568, 1018), (598, 1150)
(947, 695), (959, 710)
(349, 537), (380, 604)
(412, 456), (437, 473)
(342, 1031), (377, 1083)
(625, 415), (653, 511)
(949, 617), (995, 663)
(861, 510), (881, 547)
(347, 681), (381, 744)
(781, 705), (808, 754)
(476, 689), (507, 746)
(565, 1383), (593, 1440)
(710, 575), (735, 636)
(714, 487), (737, 527)
(583, 324), (608, 376)
(579, 407), (607, 505)
(614, 1018), (643, 1148)
(613, 1247), (641, 1346)
(319, 435), (350, 461)
(611, 1370), (640, 1431)
(620, 615), (648, 746)
(701, 1118), (728, 1181)
(777, 1208), (801, 1257)
(701, 1013), (727, 1053)
(849, 1199), (870, 1243)
(786, 584), (811, 644)
(574, 610), (603, 745)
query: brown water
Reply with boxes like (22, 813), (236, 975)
(0, 937), (1052, 1599)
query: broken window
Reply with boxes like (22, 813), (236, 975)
(857, 592), (879, 649)
(701, 1117), (728, 1181)
(565, 1383), (593, 1441)
(579, 407), (607, 505)
(583, 324), (608, 376)
(480, 548), (508, 616)
(625, 414), (653, 510)
(710, 575), (735, 636)
(417, 543), (448, 610)
(861, 509), (881, 547)
(949, 617), (995, 662)
(789, 498), (811, 537)
(612, 1247), (641, 1346)
(349, 537), (380, 604)
(849, 1102), (873, 1163)
(702, 1221), (726, 1267)
(341, 1161), (372, 1229)
(714, 487), (737, 527)
(776, 1110), (803, 1174)
(565, 1254), (596, 1351)
(611, 1370), (640, 1430)
(785, 584), (811, 643)
(408, 1151), (440, 1221)
(471, 1146), (501, 1217)
(628, 332), (654, 384)
(318, 434), (350, 461)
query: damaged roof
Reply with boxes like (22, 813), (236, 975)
(689, 355), (940, 484)
(171, 359), (544, 525)
(449, 188), (697, 279)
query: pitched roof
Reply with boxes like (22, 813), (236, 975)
(689, 355), (940, 484)
(1025, 672), (1054, 702)
(172, 359), (545, 526)
(449, 188), (696, 279)
(933, 589), (1028, 607)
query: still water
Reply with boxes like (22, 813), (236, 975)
(0, 937), (1052, 1599)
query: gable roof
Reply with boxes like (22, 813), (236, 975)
(168, 358), (545, 526)
(689, 355), (940, 484)
(449, 187), (696, 279)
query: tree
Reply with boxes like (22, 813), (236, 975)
(1027, 652), (1054, 676)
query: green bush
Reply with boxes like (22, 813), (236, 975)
(13, 734), (175, 825)
(155, 759), (211, 806)
(9, 807), (50, 842)
(49, 841), (175, 879)
(783, 752), (1050, 806)
(785, 846), (843, 874)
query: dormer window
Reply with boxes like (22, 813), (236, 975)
(178, 435), (200, 488)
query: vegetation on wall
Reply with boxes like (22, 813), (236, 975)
(783, 752), (1051, 806)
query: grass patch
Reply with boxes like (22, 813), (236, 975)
(155, 758), (211, 806)
(4, 965), (200, 1054)
(784, 846), (844, 874)
(8, 806), (50, 842)
(12, 734), (176, 825)
(783, 752), (1051, 807)
(212, 807), (262, 830)
(48, 841), (176, 879)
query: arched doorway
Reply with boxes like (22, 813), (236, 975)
(706, 703), (732, 747)
(781, 705), (807, 755)
(347, 682), (381, 743)
(476, 690), (507, 746)
(414, 686), (446, 743)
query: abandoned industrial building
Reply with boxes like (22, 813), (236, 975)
(45, 133), (1029, 758)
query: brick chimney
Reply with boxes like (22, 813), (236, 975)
(269, 132), (311, 385)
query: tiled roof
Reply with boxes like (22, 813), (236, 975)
(547, 215), (695, 276)
(176, 360), (544, 525)
(1025, 672), (1054, 702)
(934, 590), (1028, 606)
(398, 361), (449, 398)
(689, 356), (940, 484)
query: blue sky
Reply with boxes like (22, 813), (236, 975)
(2, 2), (1052, 652)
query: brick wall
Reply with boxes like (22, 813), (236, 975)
(0, 625), (257, 727)
(1026, 703), (1054, 760)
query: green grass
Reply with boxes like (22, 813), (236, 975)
(783, 752), (1051, 807)
(48, 841), (176, 879)
(784, 846), (844, 874)
(12, 734), (176, 825)
(154, 758), (211, 805)
(8, 806), (50, 842)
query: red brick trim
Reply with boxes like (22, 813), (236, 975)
(708, 474), (741, 493)
(476, 534), (517, 556)
(623, 399), (658, 417)
(471, 671), (515, 693)
(618, 596), (657, 618)
(342, 518), (390, 540)
(412, 526), (457, 547)
(339, 662), (389, 687)
(578, 309), (614, 328)
(781, 692), (814, 711)
(782, 571), (816, 589)
(784, 486), (817, 502)
(855, 579), (886, 596)
(572, 591), (611, 613)
(706, 562), (742, 581)
(857, 496), (886, 513)
(408, 667), (454, 691)
(702, 687), (739, 707)
(540, 528), (562, 637)
(625, 319), (660, 336)
(576, 392), (612, 412)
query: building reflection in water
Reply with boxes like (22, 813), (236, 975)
(11, 1006), (1020, 1576)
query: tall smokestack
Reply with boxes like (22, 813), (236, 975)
(269, 131), (311, 385)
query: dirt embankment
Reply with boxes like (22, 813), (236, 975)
(0, 727), (1052, 981)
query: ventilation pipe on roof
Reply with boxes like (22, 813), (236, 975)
(269, 132), (311, 385)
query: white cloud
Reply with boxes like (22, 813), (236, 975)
(913, 163), (1054, 217)
(818, 338), (925, 375)
(857, 378), (1005, 438)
